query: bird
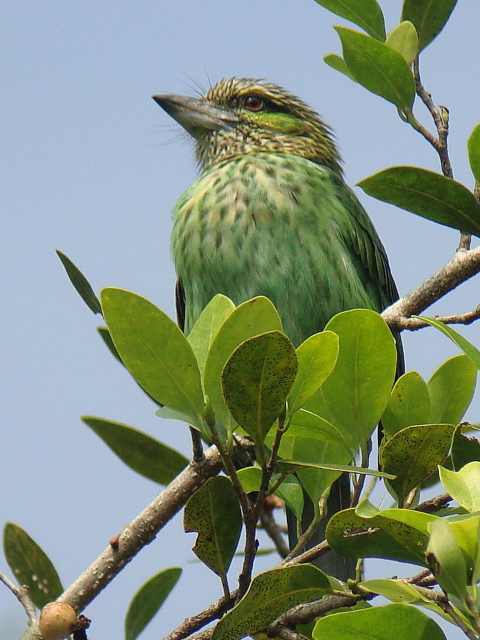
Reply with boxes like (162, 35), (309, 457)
(153, 78), (403, 580)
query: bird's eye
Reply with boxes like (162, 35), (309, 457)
(244, 95), (265, 112)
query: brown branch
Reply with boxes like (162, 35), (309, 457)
(282, 539), (330, 567)
(0, 572), (37, 624)
(260, 511), (289, 558)
(382, 246), (480, 331)
(270, 592), (364, 631)
(415, 493), (452, 513)
(164, 592), (235, 640)
(393, 306), (480, 331)
(411, 56), (471, 251)
(58, 444), (225, 612)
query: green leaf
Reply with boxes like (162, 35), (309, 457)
(335, 27), (415, 111)
(222, 331), (297, 444)
(452, 434), (480, 469)
(402, 0), (457, 51)
(184, 477), (242, 577)
(327, 507), (436, 564)
(82, 416), (188, 485)
(188, 295), (235, 378)
(315, 0), (386, 40)
(358, 167), (480, 236)
(428, 355), (477, 424)
(277, 460), (395, 479)
(307, 309), (397, 451)
(468, 123), (480, 184)
(56, 250), (101, 314)
(427, 519), (468, 605)
(380, 424), (457, 504)
(313, 603), (446, 640)
(276, 476), (305, 521)
(382, 371), (431, 437)
(3, 523), (63, 609)
(450, 515), (480, 585)
(360, 579), (430, 603)
(212, 565), (333, 640)
(273, 410), (353, 505)
(237, 466), (262, 494)
(97, 326), (122, 363)
(417, 317), (480, 368)
(125, 568), (181, 640)
(101, 288), (205, 424)
(439, 463), (480, 512)
(288, 331), (338, 415)
(324, 54), (356, 81)
(385, 21), (418, 64)
(204, 297), (282, 433)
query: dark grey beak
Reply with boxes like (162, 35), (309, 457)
(152, 94), (238, 138)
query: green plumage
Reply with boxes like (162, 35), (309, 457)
(172, 152), (397, 345)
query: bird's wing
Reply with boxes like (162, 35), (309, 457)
(335, 182), (404, 375)
(175, 279), (186, 332)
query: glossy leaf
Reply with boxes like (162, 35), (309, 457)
(204, 297), (282, 432)
(427, 519), (468, 604)
(3, 523), (62, 609)
(276, 476), (305, 521)
(274, 410), (353, 505)
(385, 21), (418, 64)
(418, 317), (480, 368)
(439, 462), (480, 512)
(315, 0), (385, 40)
(187, 295), (235, 378)
(56, 250), (101, 314)
(237, 466), (262, 494)
(402, 0), (457, 51)
(382, 371), (430, 437)
(82, 416), (188, 485)
(428, 355), (477, 424)
(101, 288), (205, 423)
(452, 434), (480, 469)
(307, 309), (397, 451)
(380, 424), (456, 503)
(97, 326), (122, 363)
(360, 579), (429, 603)
(222, 331), (297, 443)
(212, 565), (332, 640)
(278, 460), (395, 479)
(125, 568), (182, 640)
(327, 507), (436, 564)
(336, 27), (415, 111)
(184, 477), (242, 577)
(288, 331), (338, 415)
(313, 603), (446, 640)
(450, 515), (480, 585)
(359, 167), (480, 236)
(468, 123), (480, 184)
(323, 54), (356, 81)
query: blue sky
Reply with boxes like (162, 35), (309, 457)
(2, 2), (479, 638)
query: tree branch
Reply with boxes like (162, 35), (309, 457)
(392, 306), (480, 331)
(58, 444), (225, 612)
(0, 572), (37, 624)
(382, 246), (480, 331)
(260, 510), (289, 559)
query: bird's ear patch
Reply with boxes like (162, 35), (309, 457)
(245, 111), (307, 135)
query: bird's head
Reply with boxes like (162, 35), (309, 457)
(153, 78), (341, 173)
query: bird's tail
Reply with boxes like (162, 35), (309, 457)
(287, 474), (355, 582)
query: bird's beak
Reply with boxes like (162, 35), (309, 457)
(152, 94), (238, 138)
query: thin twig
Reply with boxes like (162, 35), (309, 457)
(163, 592), (235, 640)
(394, 306), (480, 331)
(282, 539), (330, 567)
(411, 56), (471, 251)
(260, 511), (289, 558)
(0, 572), (36, 624)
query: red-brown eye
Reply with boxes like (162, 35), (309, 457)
(244, 95), (264, 112)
